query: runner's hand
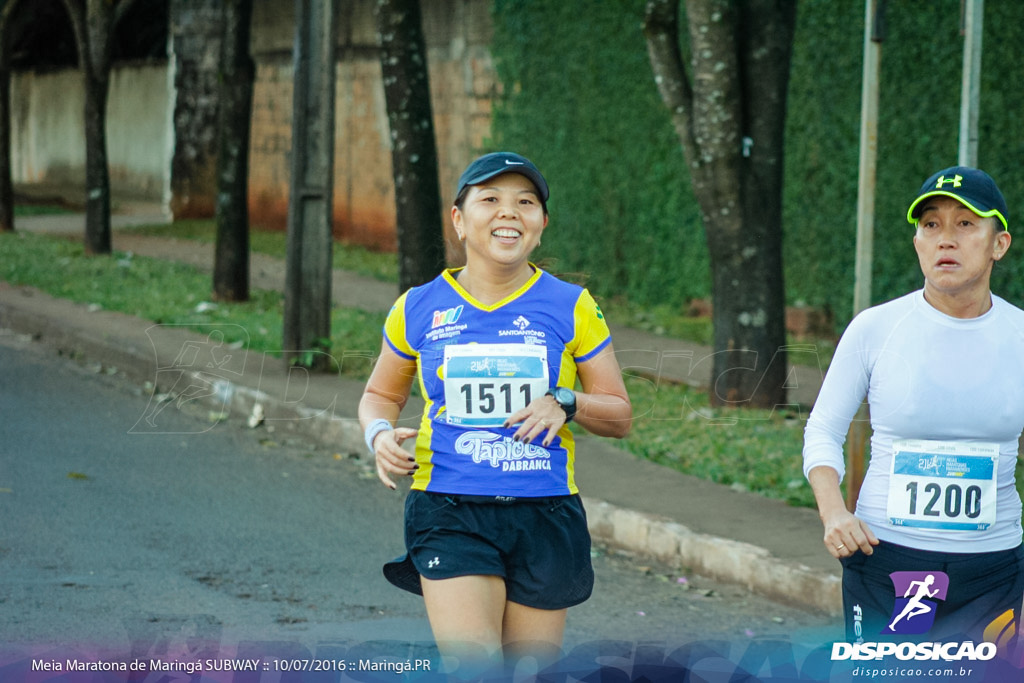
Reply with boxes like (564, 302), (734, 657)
(372, 427), (418, 490)
(822, 508), (879, 558)
(504, 396), (567, 447)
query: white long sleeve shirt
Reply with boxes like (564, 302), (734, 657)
(803, 289), (1024, 552)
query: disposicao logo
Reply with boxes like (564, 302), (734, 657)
(884, 571), (948, 635)
(831, 641), (996, 662)
(831, 570), (997, 663)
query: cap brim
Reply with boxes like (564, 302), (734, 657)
(382, 554), (423, 595)
(465, 168), (548, 201)
(906, 191), (1008, 230)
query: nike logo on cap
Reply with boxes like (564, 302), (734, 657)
(505, 160), (524, 165)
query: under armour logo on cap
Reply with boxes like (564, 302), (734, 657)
(935, 174), (962, 189)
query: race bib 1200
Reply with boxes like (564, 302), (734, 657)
(887, 439), (998, 531)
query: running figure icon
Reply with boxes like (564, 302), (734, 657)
(888, 574), (940, 631)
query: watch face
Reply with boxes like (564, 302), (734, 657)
(549, 387), (575, 420)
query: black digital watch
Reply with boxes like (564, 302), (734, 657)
(545, 387), (577, 422)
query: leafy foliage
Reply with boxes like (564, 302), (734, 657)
(491, 0), (706, 309)
(491, 0), (1024, 331)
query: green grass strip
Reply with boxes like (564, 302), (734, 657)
(0, 230), (385, 371)
(129, 219), (400, 283)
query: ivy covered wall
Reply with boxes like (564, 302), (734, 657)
(490, 0), (1024, 330)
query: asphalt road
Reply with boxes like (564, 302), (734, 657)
(0, 330), (840, 679)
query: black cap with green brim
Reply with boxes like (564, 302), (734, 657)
(906, 165), (1009, 231)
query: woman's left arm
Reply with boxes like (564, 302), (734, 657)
(573, 342), (632, 438)
(506, 342), (632, 445)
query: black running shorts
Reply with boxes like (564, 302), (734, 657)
(383, 491), (594, 610)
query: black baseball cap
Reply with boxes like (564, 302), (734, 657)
(906, 166), (1009, 231)
(455, 152), (549, 204)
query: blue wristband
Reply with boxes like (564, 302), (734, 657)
(364, 418), (393, 454)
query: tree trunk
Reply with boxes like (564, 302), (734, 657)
(62, 0), (137, 255)
(375, 0), (445, 292)
(644, 0), (795, 409)
(82, 65), (112, 254)
(283, 0), (338, 371)
(168, 0), (223, 220)
(0, 46), (13, 233)
(0, 0), (21, 233)
(212, 0), (254, 302)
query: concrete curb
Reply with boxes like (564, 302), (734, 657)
(584, 501), (841, 616)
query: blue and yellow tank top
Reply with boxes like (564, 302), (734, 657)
(383, 266), (611, 496)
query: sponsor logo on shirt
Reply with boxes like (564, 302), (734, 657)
(454, 431), (552, 472)
(499, 314), (546, 343)
(432, 305), (464, 328)
(426, 305), (468, 343)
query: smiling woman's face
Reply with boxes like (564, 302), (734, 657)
(452, 172), (548, 271)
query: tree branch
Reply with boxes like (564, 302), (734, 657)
(642, 0), (696, 164)
(0, 0), (26, 39)
(113, 0), (141, 28)
(683, 0), (742, 180)
(59, 0), (88, 72)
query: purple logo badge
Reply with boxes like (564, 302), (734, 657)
(883, 571), (949, 635)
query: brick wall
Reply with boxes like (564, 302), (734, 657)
(247, 0), (497, 253)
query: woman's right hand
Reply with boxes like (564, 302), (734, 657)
(807, 465), (879, 559)
(821, 507), (879, 559)
(372, 427), (419, 490)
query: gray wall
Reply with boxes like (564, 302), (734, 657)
(11, 63), (173, 205)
